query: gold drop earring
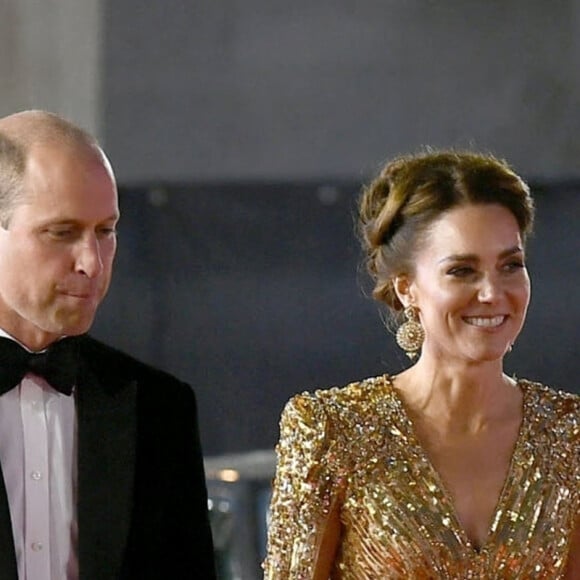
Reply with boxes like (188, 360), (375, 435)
(396, 306), (424, 360)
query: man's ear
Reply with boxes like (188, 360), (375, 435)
(393, 274), (414, 309)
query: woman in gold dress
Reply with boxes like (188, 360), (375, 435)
(263, 150), (580, 579)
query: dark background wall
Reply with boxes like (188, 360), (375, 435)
(91, 182), (580, 456)
(97, 1), (580, 455)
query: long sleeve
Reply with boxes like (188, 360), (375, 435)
(263, 392), (345, 579)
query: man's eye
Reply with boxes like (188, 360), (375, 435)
(48, 229), (74, 239)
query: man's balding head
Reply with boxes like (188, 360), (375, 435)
(0, 110), (102, 226)
(0, 110), (97, 149)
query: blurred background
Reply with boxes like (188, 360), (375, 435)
(2, 1), (579, 577)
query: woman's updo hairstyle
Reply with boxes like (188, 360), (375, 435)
(358, 149), (534, 312)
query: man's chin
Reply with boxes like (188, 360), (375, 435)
(49, 313), (96, 337)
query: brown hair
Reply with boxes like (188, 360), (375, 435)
(0, 134), (26, 226)
(358, 150), (535, 311)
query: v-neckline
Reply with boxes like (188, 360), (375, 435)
(383, 374), (530, 554)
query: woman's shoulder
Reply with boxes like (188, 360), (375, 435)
(278, 375), (396, 473)
(283, 374), (396, 431)
(289, 374), (389, 406)
(519, 378), (580, 436)
(520, 377), (580, 405)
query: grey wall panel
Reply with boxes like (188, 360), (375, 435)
(0, 0), (103, 137)
(104, 1), (580, 182)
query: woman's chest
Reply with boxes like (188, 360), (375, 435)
(417, 429), (520, 549)
(333, 432), (576, 579)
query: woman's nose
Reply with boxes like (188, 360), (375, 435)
(477, 274), (501, 302)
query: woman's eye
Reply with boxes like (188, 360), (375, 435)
(503, 261), (525, 272)
(447, 266), (475, 277)
(97, 227), (117, 237)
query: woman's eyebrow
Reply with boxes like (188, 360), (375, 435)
(438, 246), (523, 264)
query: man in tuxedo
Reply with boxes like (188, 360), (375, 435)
(0, 110), (216, 579)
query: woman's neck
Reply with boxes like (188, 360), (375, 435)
(393, 355), (520, 435)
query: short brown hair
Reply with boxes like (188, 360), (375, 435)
(0, 133), (26, 226)
(358, 150), (535, 311)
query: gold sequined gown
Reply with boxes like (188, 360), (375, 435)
(263, 376), (580, 579)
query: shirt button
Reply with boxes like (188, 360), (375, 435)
(30, 471), (42, 481)
(31, 542), (43, 552)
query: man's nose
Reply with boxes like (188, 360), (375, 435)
(75, 235), (103, 278)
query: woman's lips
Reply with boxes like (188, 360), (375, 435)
(463, 315), (507, 328)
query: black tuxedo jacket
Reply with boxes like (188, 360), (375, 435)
(0, 335), (216, 579)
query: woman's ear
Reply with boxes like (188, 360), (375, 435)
(393, 274), (413, 309)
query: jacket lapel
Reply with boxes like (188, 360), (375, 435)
(0, 467), (18, 579)
(76, 364), (137, 580)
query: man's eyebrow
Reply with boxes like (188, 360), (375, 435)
(41, 213), (120, 224)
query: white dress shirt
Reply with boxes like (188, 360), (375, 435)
(0, 330), (78, 580)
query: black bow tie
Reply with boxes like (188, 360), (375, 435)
(0, 336), (81, 396)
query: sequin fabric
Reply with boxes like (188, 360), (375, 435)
(263, 376), (580, 579)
